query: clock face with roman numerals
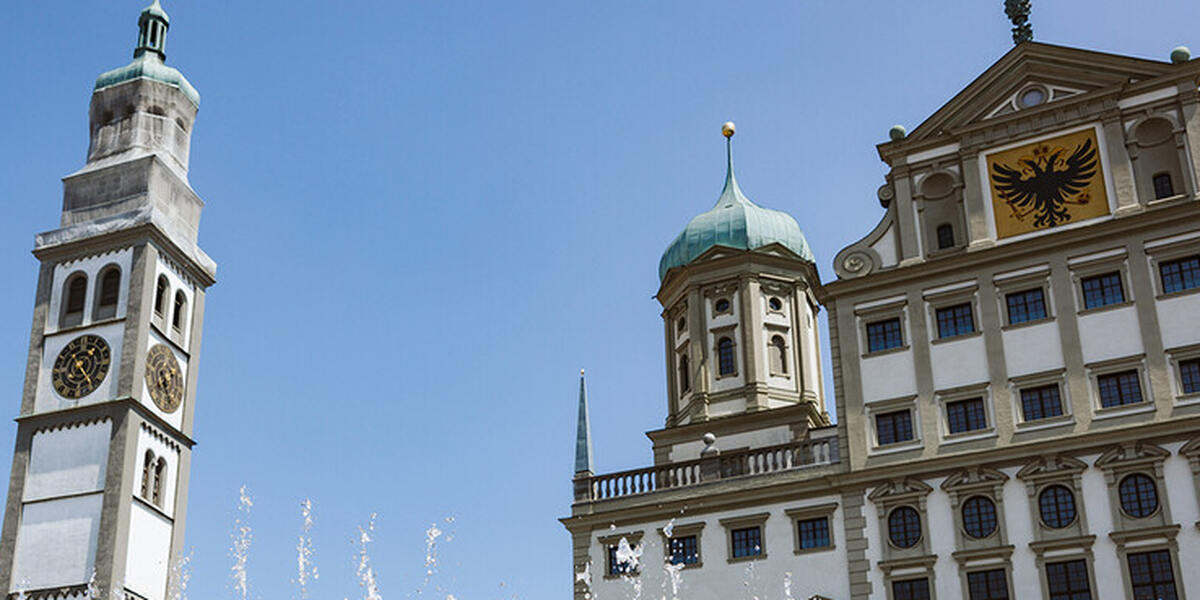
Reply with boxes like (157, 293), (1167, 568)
(145, 343), (184, 413)
(52, 334), (112, 399)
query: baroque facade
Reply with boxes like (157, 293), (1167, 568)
(562, 42), (1200, 600)
(0, 3), (214, 599)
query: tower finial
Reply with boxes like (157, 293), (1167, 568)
(717, 121), (750, 208)
(135, 0), (171, 60)
(574, 369), (594, 475)
(1004, 0), (1032, 45)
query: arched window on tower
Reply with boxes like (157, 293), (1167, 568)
(769, 335), (788, 375)
(678, 353), (690, 394)
(141, 450), (155, 501)
(154, 275), (169, 318)
(717, 337), (736, 376)
(60, 273), (89, 328)
(152, 457), (167, 507)
(172, 291), (187, 332)
(93, 266), (121, 321)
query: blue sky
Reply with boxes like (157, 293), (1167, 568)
(0, 1), (1196, 598)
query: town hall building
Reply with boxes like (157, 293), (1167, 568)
(562, 30), (1200, 600)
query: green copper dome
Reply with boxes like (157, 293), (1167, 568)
(94, 54), (199, 106)
(658, 139), (814, 281)
(93, 0), (198, 106)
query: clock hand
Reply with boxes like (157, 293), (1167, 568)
(74, 360), (94, 387)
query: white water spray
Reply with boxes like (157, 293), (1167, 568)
(169, 552), (193, 600)
(355, 514), (383, 600)
(230, 486), (254, 600)
(296, 499), (319, 599)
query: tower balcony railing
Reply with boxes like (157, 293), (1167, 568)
(574, 436), (840, 503)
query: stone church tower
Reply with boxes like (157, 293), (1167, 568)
(0, 2), (215, 598)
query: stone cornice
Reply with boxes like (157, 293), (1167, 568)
(16, 396), (195, 449)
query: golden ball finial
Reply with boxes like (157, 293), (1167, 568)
(580, 368), (586, 376)
(722, 121), (736, 138)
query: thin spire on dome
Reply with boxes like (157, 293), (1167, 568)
(717, 121), (752, 208)
(574, 369), (594, 475)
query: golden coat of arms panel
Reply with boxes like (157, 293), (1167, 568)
(986, 128), (1110, 239)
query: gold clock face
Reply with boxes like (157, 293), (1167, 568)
(145, 344), (184, 413)
(52, 334), (112, 399)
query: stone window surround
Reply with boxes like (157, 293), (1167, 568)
(1066, 248), (1133, 314)
(1109, 533), (1186, 600)
(1165, 344), (1200, 404)
(784, 501), (838, 555)
(1094, 442), (1174, 532)
(992, 265), (1055, 329)
(711, 324), (739, 380)
(655, 521), (705, 570)
(869, 479), (934, 564)
(718, 512), (770, 564)
(1143, 234), (1200, 299)
(923, 283), (981, 344)
(1180, 438), (1200, 530)
(1125, 112), (1192, 205)
(1029, 538), (1099, 600)
(952, 548), (1015, 600)
(765, 324), (792, 378)
(1084, 354), (1153, 419)
(865, 395), (922, 455)
(597, 530), (644, 579)
(856, 296), (910, 358)
(1016, 455), (1091, 543)
(1008, 369), (1075, 432)
(941, 468), (1011, 551)
(934, 383), (997, 444)
(878, 555), (938, 600)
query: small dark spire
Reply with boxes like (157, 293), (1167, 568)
(1004, 0), (1033, 45)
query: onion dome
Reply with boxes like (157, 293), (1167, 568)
(93, 0), (199, 106)
(658, 123), (814, 281)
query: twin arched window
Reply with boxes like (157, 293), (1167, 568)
(141, 450), (167, 508)
(59, 264), (124, 327)
(155, 274), (188, 335)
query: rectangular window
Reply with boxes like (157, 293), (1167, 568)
(1159, 255), (1200, 294)
(936, 303), (975, 338)
(796, 517), (831, 550)
(1097, 370), (1143, 408)
(1006, 288), (1047, 324)
(1046, 559), (1092, 600)
(892, 578), (931, 600)
(875, 410), (914, 446)
(1081, 272), (1125, 309)
(946, 397), (988, 434)
(607, 546), (633, 576)
(730, 526), (762, 558)
(967, 569), (1010, 600)
(1020, 385), (1063, 421)
(1152, 172), (1175, 199)
(1127, 550), (1178, 600)
(866, 318), (904, 352)
(1181, 359), (1200, 395)
(668, 535), (699, 566)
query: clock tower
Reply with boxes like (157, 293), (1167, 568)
(0, 3), (216, 599)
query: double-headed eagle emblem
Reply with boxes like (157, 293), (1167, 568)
(990, 138), (1098, 228)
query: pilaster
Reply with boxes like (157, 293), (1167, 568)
(740, 277), (768, 411)
(1102, 111), (1140, 214)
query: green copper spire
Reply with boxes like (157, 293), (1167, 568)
(94, 0), (199, 106)
(658, 122), (814, 281)
(135, 0), (170, 59)
(574, 369), (593, 475)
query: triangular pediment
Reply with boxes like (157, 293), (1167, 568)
(901, 42), (1174, 144)
(1016, 454), (1088, 482)
(941, 467), (1009, 492)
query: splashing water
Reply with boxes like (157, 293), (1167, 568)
(661, 518), (675, 539)
(230, 486), (254, 600)
(355, 514), (383, 600)
(13, 580), (28, 600)
(296, 499), (319, 599)
(169, 552), (193, 600)
(742, 562), (761, 600)
(83, 570), (99, 600)
(783, 572), (793, 600)
(424, 522), (444, 579)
